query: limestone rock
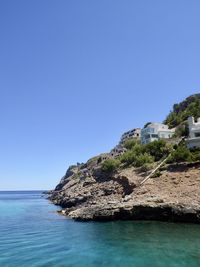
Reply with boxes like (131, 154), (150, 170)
(48, 160), (200, 223)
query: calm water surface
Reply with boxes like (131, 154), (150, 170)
(0, 191), (200, 267)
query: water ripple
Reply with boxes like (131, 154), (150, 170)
(0, 191), (200, 267)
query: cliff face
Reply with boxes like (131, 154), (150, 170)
(49, 160), (200, 223)
(49, 94), (200, 222)
(49, 154), (136, 217)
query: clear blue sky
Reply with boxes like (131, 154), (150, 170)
(0, 0), (200, 190)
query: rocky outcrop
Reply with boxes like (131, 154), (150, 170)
(67, 203), (200, 223)
(49, 93), (200, 222)
(49, 159), (200, 223)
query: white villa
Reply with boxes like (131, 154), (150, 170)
(141, 122), (175, 144)
(186, 116), (200, 149)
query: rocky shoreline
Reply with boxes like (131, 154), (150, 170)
(48, 161), (200, 223)
(48, 94), (200, 223)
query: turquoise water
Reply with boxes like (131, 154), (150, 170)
(0, 191), (200, 267)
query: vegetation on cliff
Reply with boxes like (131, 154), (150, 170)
(50, 94), (200, 223)
(168, 145), (200, 163)
(101, 94), (200, 174)
(101, 158), (120, 173)
(164, 93), (200, 129)
(55, 93), (200, 183)
(101, 140), (173, 174)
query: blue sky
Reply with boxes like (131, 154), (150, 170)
(0, 0), (200, 190)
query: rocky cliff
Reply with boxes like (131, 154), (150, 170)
(49, 158), (200, 223)
(49, 94), (200, 223)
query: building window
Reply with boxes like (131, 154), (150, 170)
(195, 132), (200, 137)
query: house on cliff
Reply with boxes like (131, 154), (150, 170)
(120, 128), (141, 144)
(141, 122), (175, 144)
(109, 128), (141, 157)
(186, 116), (200, 149)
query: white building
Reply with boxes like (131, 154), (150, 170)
(141, 122), (175, 144)
(120, 128), (141, 144)
(186, 116), (200, 149)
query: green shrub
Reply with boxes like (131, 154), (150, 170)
(145, 140), (172, 161)
(190, 147), (200, 153)
(123, 139), (138, 150)
(120, 150), (137, 166)
(174, 123), (189, 138)
(167, 145), (192, 163)
(101, 159), (120, 173)
(139, 163), (154, 172)
(132, 143), (146, 154)
(120, 148), (154, 168)
(191, 149), (200, 162)
(152, 171), (162, 178)
(134, 153), (154, 167)
(192, 152), (200, 161)
(164, 94), (200, 128)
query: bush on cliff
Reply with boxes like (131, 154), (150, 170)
(192, 152), (200, 162)
(145, 140), (173, 161)
(120, 142), (145, 165)
(164, 94), (200, 128)
(120, 143), (153, 165)
(167, 145), (192, 163)
(121, 138), (200, 167)
(173, 123), (189, 138)
(134, 153), (154, 167)
(120, 150), (137, 166)
(190, 147), (200, 162)
(123, 139), (138, 150)
(101, 158), (120, 173)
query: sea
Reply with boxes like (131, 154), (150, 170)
(0, 191), (199, 267)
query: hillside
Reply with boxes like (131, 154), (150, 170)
(49, 94), (200, 222)
(164, 93), (200, 128)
